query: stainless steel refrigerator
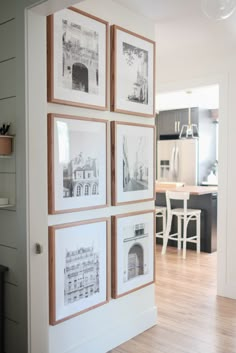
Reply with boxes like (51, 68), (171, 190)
(157, 139), (199, 185)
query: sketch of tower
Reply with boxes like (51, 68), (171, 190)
(122, 136), (130, 189)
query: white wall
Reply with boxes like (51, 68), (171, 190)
(157, 85), (219, 111)
(156, 19), (236, 299)
(27, 1), (157, 353)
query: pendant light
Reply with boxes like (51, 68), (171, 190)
(179, 91), (199, 139)
(201, 0), (236, 20)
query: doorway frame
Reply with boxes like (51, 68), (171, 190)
(157, 74), (228, 298)
(25, 2), (85, 352)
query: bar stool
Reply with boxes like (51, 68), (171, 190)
(162, 191), (201, 259)
(155, 206), (167, 240)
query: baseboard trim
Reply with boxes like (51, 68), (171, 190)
(217, 282), (236, 299)
(66, 306), (157, 353)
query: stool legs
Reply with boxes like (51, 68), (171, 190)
(177, 216), (181, 250)
(183, 216), (187, 259)
(197, 214), (201, 253)
(162, 212), (201, 259)
(162, 214), (172, 255)
(155, 208), (167, 239)
(162, 210), (166, 235)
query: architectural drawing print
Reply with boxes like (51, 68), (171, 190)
(123, 135), (149, 192)
(61, 19), (99, 94)
(63, 153), (99, 198)
(122, 222), (149, 283)
(122, 42), (148, 105)
(64, 245), (100, 305)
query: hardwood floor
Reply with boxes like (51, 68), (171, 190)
(110, 245), (236, 353)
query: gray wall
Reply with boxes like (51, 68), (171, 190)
(0, 0), (41, 351)
(0, 2), (20, 353)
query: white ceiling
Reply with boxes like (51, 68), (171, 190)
(114, 0), (236, 24)
(114, 0), (202, 23)
(157, 85), (219, 111)
(114, 0), (236, 46)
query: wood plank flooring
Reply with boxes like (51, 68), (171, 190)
(110, 245), (236, 353)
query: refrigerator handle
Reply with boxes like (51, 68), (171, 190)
(174, 146), (179, 179)
(170, 146), (176, 179)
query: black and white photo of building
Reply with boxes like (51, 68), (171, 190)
(122, 42), (148, 105)
(63, 152), (99, 198)
(61, 18), (99, 94)
(123, 135), (149, 192)
(64, 245), (100, 305)
(122, 222), (149, 282)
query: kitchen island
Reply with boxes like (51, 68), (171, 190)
(155, 183), (218, 253)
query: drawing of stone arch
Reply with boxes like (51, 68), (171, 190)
(127, 243), (144, 280)
(72, 63), (89, 92)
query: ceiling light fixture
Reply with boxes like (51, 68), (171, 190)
(179, 91), (199, 139)
(201, 0), (236, 20)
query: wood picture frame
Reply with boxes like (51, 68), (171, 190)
(48, 113), (108, 214)
(111, 121), (156, 206)
(47, 7), (108, 110)
(111, 210), (155, 299)
(49, 218), (109, 325)
(111, 25), (156, 117)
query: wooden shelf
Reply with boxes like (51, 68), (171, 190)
(0, 154), (14, 159)
(0, 204), (15, 210)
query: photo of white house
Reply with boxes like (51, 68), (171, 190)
(63, 152), (99, 198)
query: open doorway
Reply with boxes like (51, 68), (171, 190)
(152, 84), (222, 352)
(155, 84), (219, 287)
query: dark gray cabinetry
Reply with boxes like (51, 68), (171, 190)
(157, 109), (176, 136)
(156, 107), (198, 139)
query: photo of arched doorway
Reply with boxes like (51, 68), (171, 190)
(128, 243), (144, 280)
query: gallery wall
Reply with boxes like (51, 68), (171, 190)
(27, 0), (157, 352)
(48, 1), (157, 351)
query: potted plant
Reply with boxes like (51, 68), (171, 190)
(0, 123), (13, 155)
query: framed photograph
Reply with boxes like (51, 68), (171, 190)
(49, 218), (109, 325)
(112, 210), (155, 298)
(47, 7), (108, 110)
(111, 121), (155, 206)
(111, 25), (155, 117)
(48, 113), (108, 214)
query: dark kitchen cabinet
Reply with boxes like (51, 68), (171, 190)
(157, 109), (176, 136)
(156, 107), (199, 140)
